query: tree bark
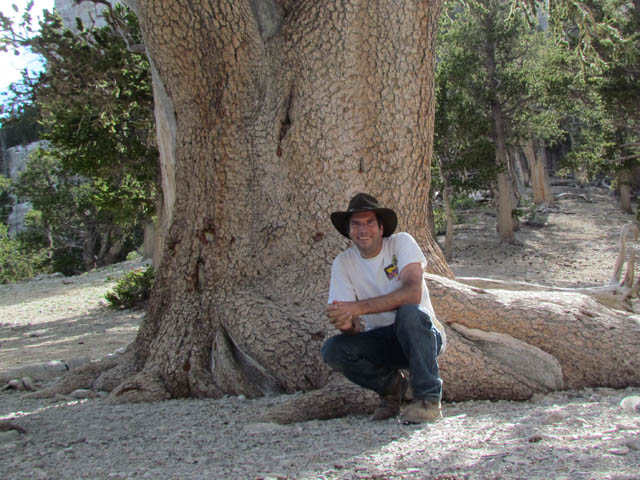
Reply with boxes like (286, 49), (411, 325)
(104, 0), (450, 402)
(618, 168), (633, 214)
(442, 177), (454, 261)
(428, 275), (640, 400)
(523, 140), (554, 206)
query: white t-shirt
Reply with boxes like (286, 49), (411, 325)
(328, 232), (445, 347)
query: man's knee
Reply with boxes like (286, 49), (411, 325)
(321, 335), (345, 368)
(395, 304), (432, 333)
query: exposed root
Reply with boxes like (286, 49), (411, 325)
(254, 374), (378, 424)
(555, 192), (592, 202)
(0, 420), (26, 434)
(23, 356), (121, 399)
(1, 378), (36, 392)
(94, 349), (139, 392)
(457, 223), (640, 312)
(107, 369), (170, 403)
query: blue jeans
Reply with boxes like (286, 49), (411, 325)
(321, 305), (443, 401)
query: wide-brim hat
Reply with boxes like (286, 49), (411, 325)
(331, 193), (397, 238)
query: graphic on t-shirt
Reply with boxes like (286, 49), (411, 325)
(384, 254), (398, 280)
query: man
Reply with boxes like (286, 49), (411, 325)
(322, 193), (446, 423)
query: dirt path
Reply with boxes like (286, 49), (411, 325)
(448, 185), (638, 289)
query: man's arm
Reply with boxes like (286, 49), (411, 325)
(326, 256), (361, 334)
(326, 262), (423, 325)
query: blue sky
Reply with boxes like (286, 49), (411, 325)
(0, 0), (55, 95)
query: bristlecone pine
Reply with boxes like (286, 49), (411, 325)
(26, 0), (640, 423)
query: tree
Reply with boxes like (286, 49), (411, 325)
(29, 0), (639, 421)
(435, 0), (544, 241)
(543, 0), (640, 211)
(434, 2), (504, 259)
(1, 5), (158, 270)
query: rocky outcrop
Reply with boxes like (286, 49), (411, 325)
(1, 141), (45, 235)
(54, 0), (113, 30)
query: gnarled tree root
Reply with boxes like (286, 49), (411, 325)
(255, 374), (378, 424)
(428, 274), (640, 394)
(106, 369), (170, 403)
(0, 420), (26, 434)
(23, 355), (122, 399)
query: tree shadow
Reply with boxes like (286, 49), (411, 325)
(0, 307), (141, 370)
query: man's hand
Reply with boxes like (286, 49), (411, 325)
(326, 300), (362, 334)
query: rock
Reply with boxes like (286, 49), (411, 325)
(64, 356), (91, 370)
(70, 389), (98, 399)
(619, 396), (640, 413)
(21, 377), (36, 391)
(607, 446), (630, 456)
(0, 360), (68, 383)
(624, 438), (640, 451)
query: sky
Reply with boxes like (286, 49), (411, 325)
(0, 0), (55, 97)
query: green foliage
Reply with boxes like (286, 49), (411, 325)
(540, 0), (640, 180)
(452, 195), (478, 211)
(105, 265), (155, 309)
(0, 223), (48, 284)
(126, 250), (143, 261)
(0, 175), (12, 225)
(1, 5), (158, 271)
(432, 207), (448, 236)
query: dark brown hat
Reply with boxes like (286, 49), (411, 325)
(330, 193), (397, 238)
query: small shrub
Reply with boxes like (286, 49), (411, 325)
(452, 195), (477, 211)
(0, 224), (49, 284)
(126, 250), (143, 261)
(50, 246), (85, 276)
(105, 265), (155, 309)
(433, 207), (448, 236)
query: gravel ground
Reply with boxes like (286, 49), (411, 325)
(1, 386), (639, 479)
(1, 185), (639, 480)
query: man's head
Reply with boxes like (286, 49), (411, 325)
(330, 193), (398, 252)
(347, 210), (384, 258)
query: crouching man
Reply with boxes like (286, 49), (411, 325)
(322, 193), (446, 423)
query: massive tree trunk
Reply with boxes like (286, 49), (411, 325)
(104, 0), (449, 402)
(35, 0), (639, 416)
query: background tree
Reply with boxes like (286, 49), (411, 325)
(435, 0), (546, 241)
(433, 35), (496, 260)
(533, 0), (640, 211)
(1, 4), (157, 272)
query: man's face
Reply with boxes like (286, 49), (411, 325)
(348, 211), (383, 258)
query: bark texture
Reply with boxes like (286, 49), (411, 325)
(523, 140), (554, 206)
(484, 23), (518, 241)
(428, 275), (640, 401)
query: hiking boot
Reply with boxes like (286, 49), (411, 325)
(373, 371), (408, 421)
(401, 399), (443, 424)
